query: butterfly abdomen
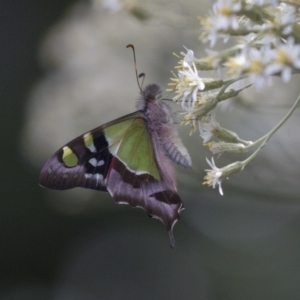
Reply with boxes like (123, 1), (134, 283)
(140, 85), (192, 169)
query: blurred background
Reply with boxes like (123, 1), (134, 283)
(2, 0), (300, 299)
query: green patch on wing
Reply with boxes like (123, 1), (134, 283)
(104, 118), (160, 180)
(62, 146), (78, 167)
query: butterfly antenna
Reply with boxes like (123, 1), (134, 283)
(126, 44), (143, 93)
(138, 72), (145, 89)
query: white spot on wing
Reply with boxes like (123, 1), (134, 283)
(85, 173), (104, 187)
(89, 158), (97, 167)
(83, 133), (96, 152)
(89, 158), (105, 167)
(97, 160), (104, 167)
(88, 144), (96, 152)
(95, 173), (104, 186)
(117, 201), (129, 205)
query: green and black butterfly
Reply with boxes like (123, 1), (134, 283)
(39, 84), (191, 247)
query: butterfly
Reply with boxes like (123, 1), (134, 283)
(39, 84), (192, 248)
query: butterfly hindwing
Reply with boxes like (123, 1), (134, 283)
(107, 156), (182, 246)
(104, 117), (183, 243)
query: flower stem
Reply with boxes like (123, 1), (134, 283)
(242, 91), (300, 166)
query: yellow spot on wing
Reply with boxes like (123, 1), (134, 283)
(84, 132), (96, 152)
(62, 146), (78, 167)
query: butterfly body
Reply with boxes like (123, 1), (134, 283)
(40, 84), (191, 247)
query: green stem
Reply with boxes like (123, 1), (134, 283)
(242, 91), (300, 166)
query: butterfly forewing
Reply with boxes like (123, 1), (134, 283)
(39, 112), (141, 191)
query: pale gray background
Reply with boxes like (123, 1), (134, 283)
(2, 1), (300, 299)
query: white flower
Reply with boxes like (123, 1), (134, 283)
(199, 0), (243, 46)
(245, 46), (274, 89)
(225, 46), (274, 90)
(265, 37), (300, 82)
(198, 113), (220, 143)
(204, 157), (224, 195)
(204, 158), (245, 195)
(212, 0), (241, 31)
(200, 16), (233, 46)
(199, 113), (242, 143)
(274, 3), (296, 35)
(180, 47), (195, 66)
(174, 61), (205, 109)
